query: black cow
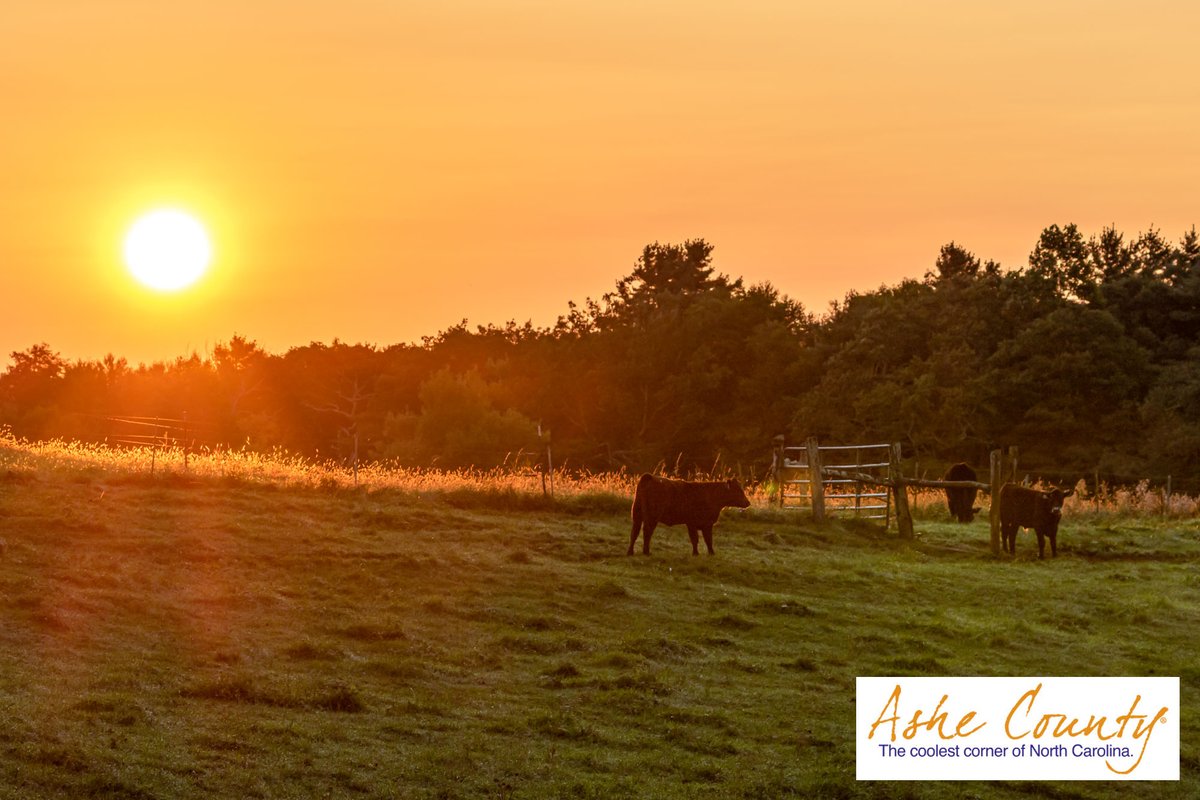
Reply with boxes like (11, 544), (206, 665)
(998, 484), (1075, 559)
(943, 462), (981, 523)
(628, 474), (751, 555)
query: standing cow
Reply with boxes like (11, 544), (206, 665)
(628, 474), (751, 555)
(998, 484), (1075, 559)
(943, 462), (981, 523)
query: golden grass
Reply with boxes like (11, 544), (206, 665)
(3, 429), (1194, 518)
(0, 429), (636, 499)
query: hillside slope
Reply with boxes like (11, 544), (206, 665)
(1, 468), (1196, 798)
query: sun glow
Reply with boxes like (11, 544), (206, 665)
(123, 209), (212, 291)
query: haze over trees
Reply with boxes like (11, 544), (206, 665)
(4, 227), (1199, 485)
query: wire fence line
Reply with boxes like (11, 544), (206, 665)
(14, 416), (1199, 511)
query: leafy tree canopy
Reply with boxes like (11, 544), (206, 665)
(4, 227), (1199, 485)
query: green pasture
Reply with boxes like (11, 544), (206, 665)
(0, 468), (1196, 798)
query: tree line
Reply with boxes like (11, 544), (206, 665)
(4, 227), (1199, 486)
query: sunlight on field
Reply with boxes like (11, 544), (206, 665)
(2, 428), (1198, 798)
(1, 436), (1197, 799)
(3, 430), (1196, 521)
(0, 430), (636, 498)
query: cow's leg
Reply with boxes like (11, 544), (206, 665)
(1036, 531), (1046, 560)
(687, 525), (700, 556)
(1049, 532), (1057, 557)
(701, 525), (715, 555)
(1001, 523), (1015, 554)
(642, 520), (657, 555)
(628, 507), (642, 555)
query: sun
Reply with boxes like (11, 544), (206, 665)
(123, 209), (212, 291)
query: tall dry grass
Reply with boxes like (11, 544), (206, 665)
(907, 478), (1200, 519)
(0, 429), (645, 509)
(3, 429), (1194, 518)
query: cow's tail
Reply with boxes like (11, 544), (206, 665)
(628, 474), (654, 555)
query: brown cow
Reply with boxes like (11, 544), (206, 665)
(999, 484), (1075, 559)
(628, 474), (751, 555)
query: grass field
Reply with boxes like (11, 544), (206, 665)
(1, 446), (1197, 798)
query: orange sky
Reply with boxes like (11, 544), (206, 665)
(4, 1), (1200, 365)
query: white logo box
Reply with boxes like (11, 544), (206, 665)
(856, 677), (1179, 781)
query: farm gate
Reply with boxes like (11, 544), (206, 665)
(773, 436), (1013, 551)
(771, 437), (893, 525)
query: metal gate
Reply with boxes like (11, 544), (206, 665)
(772, 437), (893, 525)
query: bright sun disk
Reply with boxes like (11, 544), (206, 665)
(123, 209), (212, 291)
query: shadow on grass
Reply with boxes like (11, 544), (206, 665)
(180, 676), (366, 713)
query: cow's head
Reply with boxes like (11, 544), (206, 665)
(951, 505), (982, 523)
(1044, 487), (1075, 518)
(726, 478), (752, 509)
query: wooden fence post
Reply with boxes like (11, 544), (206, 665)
(806, 437), (825, 522)
(772, 435), (785, 508)
(890, 442), (913, 539)
(854, 447), (863, 516)
(989, 449), (1003, 556)
(538, 423), (553, 498)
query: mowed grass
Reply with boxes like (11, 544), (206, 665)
(0, 467), (1197, 799)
